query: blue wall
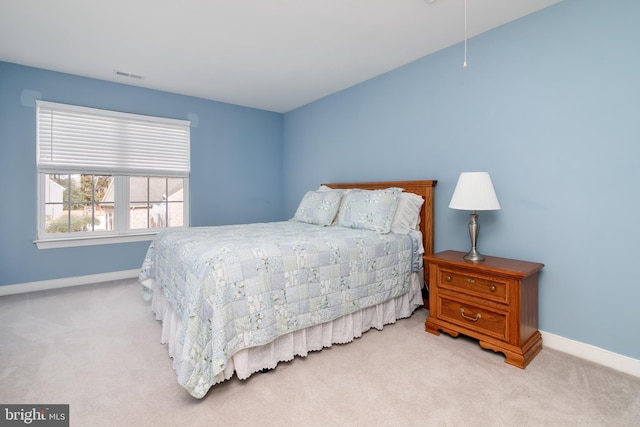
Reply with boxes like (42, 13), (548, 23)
(0, 62), (284, 285)
(2, 0), (639, 361)
(283, 0), (640, 359)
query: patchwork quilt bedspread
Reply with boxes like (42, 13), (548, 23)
(139, 221), (418, 398)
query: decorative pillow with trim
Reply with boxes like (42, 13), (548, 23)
(291, 190), (344, 226)
(337, 187), (402, 234)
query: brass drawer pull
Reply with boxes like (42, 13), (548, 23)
(489, 285), (496, 292)
(460, 308), (481, 322)
(446, 275), (452, 282)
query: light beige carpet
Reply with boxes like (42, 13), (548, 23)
(1, 279), (639, 426)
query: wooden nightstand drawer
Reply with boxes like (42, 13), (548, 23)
(438, 269), (507, 304)
(438, 296), (508, 341)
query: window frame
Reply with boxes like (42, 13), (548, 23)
(35, 174), (190, 249)
(34, 101), (190, 249)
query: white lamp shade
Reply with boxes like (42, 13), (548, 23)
(449, 172), (501, 211)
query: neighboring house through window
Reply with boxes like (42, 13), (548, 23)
(35, 101), (190, 249)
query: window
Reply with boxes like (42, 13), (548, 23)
(126, 176), (185, 230)
(36, 101), (190, 249)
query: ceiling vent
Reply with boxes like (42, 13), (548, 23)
(113, 70), (144, 80)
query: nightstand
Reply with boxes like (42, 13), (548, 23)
(424, 250), (544, 368)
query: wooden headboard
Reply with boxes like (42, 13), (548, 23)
(324, 179), (438, 263)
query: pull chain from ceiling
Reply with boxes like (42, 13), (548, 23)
(463, 0), (468, 68)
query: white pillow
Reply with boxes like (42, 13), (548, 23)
(390, 192), (424, 234)
(291, 190), (343, 226)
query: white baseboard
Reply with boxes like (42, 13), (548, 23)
(2, 274), (638, 378)
(0, 269), (140, 296)
(541, 330), (640, 378)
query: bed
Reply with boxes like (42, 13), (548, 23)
(140, 180), (436, 398)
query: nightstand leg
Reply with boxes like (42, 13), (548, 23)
(425, 318), (440, 335)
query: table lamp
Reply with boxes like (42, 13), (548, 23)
(449, 172), (501, 261)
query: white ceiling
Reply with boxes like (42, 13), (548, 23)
(0, 0), (560, 113)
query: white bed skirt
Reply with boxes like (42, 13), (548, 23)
(146, 271), (424, 389)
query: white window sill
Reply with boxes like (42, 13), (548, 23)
(34, 232), (158, 249)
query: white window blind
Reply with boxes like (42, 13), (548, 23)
(37, 101), (190, 177)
